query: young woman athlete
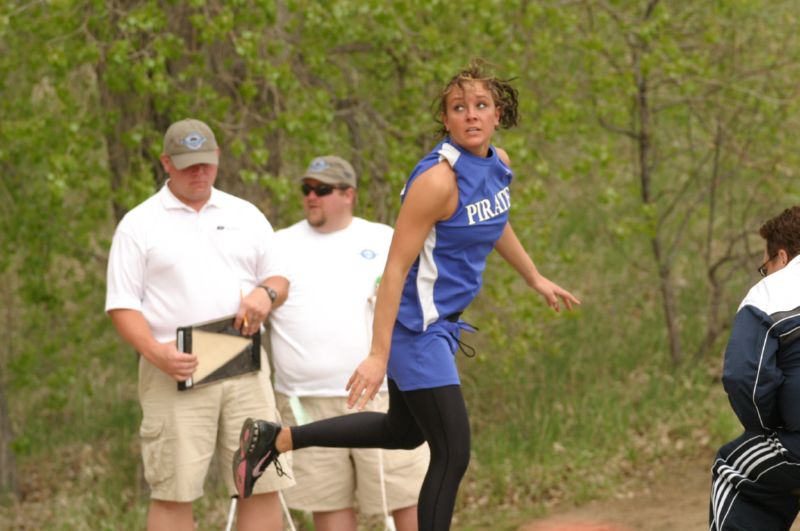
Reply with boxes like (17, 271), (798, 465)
(233, 61), (581, 531)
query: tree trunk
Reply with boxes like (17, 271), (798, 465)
(0, 272), (19, 500)
(0, 385), (18, 500)
(653, 240), (684, 364)
(696, 122), (726, 360)
(633, 37), (684, 365)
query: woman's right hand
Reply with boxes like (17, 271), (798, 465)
(344, 161), (456, 411)
(346, 354), (388, 411)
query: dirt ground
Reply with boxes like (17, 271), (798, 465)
(518, 452), (800, 531)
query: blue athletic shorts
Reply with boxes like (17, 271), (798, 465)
(387, 319), (464, 391)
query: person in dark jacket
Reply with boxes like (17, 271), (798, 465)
(710, 205), (800, 531)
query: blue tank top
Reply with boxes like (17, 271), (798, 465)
(396, 139), (512, 332)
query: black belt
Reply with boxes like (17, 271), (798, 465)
(444, 312), (463, 323)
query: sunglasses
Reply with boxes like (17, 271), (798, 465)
(301, 183), (349, 197)
(758, 253), (778, 278)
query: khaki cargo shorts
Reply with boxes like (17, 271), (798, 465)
(138, 349), (294, 502)
(276, 392), (429, 514)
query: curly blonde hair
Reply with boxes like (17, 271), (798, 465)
(433, 59), (519, 138)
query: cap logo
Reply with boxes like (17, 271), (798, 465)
(180, 132), (207, 150)
(309, 158), (330, 171)
(360, 249), (377, 260)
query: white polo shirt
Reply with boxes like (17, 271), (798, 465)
(105, 183), (285, 342)
(269, 217), (393, 396)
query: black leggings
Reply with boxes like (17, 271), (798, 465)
(291, 380), (471, 531)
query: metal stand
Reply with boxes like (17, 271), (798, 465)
(224, 495), (238, 531)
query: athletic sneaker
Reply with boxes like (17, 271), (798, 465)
(232, 417), (286, 498)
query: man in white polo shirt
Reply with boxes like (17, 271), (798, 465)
(105, 118), (292, 531)
(268, 156), (429, 531)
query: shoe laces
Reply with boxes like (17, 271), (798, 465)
(272, 456), (291, 479)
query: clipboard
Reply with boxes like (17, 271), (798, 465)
(176, 315), (261, 391)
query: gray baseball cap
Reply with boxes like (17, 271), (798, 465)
(302, 156), (357, 188)
(163, 118), (219, 170)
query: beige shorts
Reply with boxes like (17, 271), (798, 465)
(276, 392), (429, 514)
(138, 349), (294, 502)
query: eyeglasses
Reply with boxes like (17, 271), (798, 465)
(758, 253), (778, 278)
(300, 183), (349, 197)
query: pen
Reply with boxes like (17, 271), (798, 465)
(240, 289), (249, 328)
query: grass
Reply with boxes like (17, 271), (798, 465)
(1, 317), (737, 530)
(0, 239), (746, 530)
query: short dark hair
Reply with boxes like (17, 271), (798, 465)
(759, 206), (800, 260)
(434, 59), (519, 138)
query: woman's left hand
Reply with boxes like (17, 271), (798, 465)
(532, 276), (581, 312)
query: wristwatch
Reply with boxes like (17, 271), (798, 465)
(258, 284), (278, 304)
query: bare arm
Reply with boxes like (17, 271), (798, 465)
(108, 308), (198, 381)
(494, 223), (580, 311)
(493, 147), (580, 311)
(347, 162), (458, 409)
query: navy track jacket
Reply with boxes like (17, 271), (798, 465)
(723, 256), (800, 452)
